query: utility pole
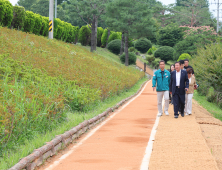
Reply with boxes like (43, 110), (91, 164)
(55, 0), (57, 18)
(211, 0), (222, 34)
(49, 0), (54, 39)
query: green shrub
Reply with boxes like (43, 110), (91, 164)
(54, 18), (64, 39)
(78, 25), (91, 46)
(206, 87), (216, 103)
(107, 39), (121, 55)
(0, 0), (13, 27)
(147, 46), (157, 55)
(154, 46), (174, 62)
(107, 32), (122, 44)
(23, 11), (36, 33)
(40, 16), (48, 36)
(146, 55), (155, 64)
(151, 58), (161, 69)
(120, 52), (137, 65)
(101, 28), (108, 47)
(177, 53), (192, 61)
(33, 13), (42, 35)
(11, 5), (25, 29)
(135, 38), (152, 53)
(128, 47), (137, 53)
(97, 27), (104, 47)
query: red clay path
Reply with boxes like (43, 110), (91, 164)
(40, 81), (157, 170)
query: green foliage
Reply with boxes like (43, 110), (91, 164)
(17, 0), (37, 11)
(135, 38), (152, 53)
(107, 39), (122, 55)
(177, 53), (191, 61)
(97, 27), (104, 47)
(78, 25), (91, 46)
(120, 52), (137, 65)
(32, 13), (42, 35)
(107, 32), (122, 44)
(30, 0), (49, 17)
(154, 46), (174, 62)
(0, 0), (13, 27)
(146, 55), (155, 64)
(151, 58), (161, 69)
(173, 34), (214, 61)
(40, 16), (48, 36)
(11, 5), (25, 29)
(23, 11), (36, 33)
(101, 28), (108, 47)
(191, 41), (222, 108)
(147, 46), (157, 55)
(157, 23), (184, 47)
(128, 47), (137, 53)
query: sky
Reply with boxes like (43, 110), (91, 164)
(8, 0), (219, 19)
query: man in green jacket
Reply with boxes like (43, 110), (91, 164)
(152, 60), (171, 117)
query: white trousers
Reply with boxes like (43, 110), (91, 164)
(185, 93), (193, 114)
(157, 91), (169, 114)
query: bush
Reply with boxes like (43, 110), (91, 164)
(101, 28), (108, 47)
(147, 46), (157, 55)
(107, 39), (121, 55)
(23, 11), (36, 33)
(128, 47), (137, 53)
(151, 58), (161, 69)
(146, 55), (155, 64)
(11, 5), (25, 29)
(107, 32), (122, 44)
(135, 38), (152, 53)
(78, 25), (91, 46)
(0, 0), (13, 27)
(40, 16), (48, 36)
(177, 53), (192, 61)
(154, 46), (174, 62)
(120, 52), (137, 65)
(206, 87), (216, 103)
(33, 13), (42, 35)
(97, 27), (104, 47)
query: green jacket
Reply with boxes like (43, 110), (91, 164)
(152, 69), (171, 91)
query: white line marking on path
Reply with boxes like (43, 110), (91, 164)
(44, 80), (151, 170)
(140, 97), (164, 170)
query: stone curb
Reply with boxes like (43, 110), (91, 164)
(8, 80), (148, 170)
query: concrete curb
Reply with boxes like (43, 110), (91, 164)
(8, 79), (149, 170)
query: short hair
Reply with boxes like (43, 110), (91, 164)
(159, 60), (165, 64)
(184, 59), (189, 62)
(179, 60), (184, 64)
(186, 68), (193, 74)
(175, 61), (180, 65)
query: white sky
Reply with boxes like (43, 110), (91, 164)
(8, 0), (219, 19)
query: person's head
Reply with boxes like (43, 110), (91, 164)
(186, 68), (193, 77)
(159, 60), (165, 70)
(175, 62), (181, 72)
(184, 59), (189, 67)
(170, 64), (175, 72)
(179, 60), (184, 69)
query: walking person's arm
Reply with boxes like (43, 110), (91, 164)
(152, 72), (157, 91)
(169, 72), (172, 94)
(185, 72), (189, 91)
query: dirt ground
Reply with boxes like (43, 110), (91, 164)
(149, 99), (221, 170)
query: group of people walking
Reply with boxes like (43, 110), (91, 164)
(152, 59), (197, 118)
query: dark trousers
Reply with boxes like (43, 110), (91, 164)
(173, 87), (185, 116)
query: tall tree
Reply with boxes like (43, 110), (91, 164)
(31, 0), (49, 17)
(68, 0), (108, 52)
(17, 0), (37, 11)
(104, 0), (154, 66)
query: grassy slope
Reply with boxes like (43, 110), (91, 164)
(0, 27), (147, 169)
(193, 91), (222, 121)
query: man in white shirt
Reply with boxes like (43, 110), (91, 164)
(170, 62), (189, 118)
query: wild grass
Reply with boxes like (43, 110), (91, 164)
(193, 91), (222, 121)
(0, 77), (148, 170)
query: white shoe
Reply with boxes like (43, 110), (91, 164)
(158, 113), (162, 117)
(185, 113), (189, 116)
(188, 113), (192, 115)
(165, 111), (169, 116)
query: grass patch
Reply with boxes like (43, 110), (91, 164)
(0, 77), (148, 170)
(193, 91), (222, 121)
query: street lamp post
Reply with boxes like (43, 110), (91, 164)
(49, 0), (54, 39)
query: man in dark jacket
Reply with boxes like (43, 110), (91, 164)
(170, 62), (189, 118)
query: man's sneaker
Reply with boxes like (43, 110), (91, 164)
(165, 111), (169, 116)
(174, 115), (178, 118)
(185, 113), (189, 116)
(157, 113), (162, 117)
